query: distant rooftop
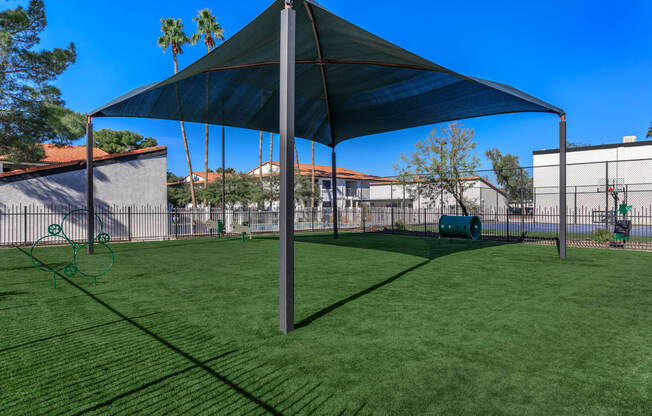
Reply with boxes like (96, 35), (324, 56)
(533, 139), (652, 155)
(0, 143), (108, 164)
(0, 146), (166, 182)
(249, 161), (393, 183)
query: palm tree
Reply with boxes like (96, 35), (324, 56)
(647, 122), (651, 138)
(191, 9), (224, 199)
(158, 18), (197, 208)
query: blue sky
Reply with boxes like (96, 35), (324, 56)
(14, 0), (652, 177)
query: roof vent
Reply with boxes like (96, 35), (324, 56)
(623, 136), (637, 143)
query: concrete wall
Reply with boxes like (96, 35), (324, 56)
(0, 153), (167, 244)
(0, 155), (166, 208)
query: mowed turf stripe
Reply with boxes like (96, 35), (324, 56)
(6, 334), (193, 413)
(2, 320), (233, 413)
(0, 312), (161, 352)
(71, 349), (238, 415)
(10, 248), (286, 416)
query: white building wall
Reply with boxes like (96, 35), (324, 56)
(369, 181), (508, 211)
(533, 142), (652, 214)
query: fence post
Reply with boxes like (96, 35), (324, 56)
(574, 186), (578, 225)
(506, 206), (510, 241)
(521, 169), (525, 239)
(423, 208), (427, 237)
(23, 205), (28, 246)
(605, 161), (609, 231)
(128, 206), (132, 241)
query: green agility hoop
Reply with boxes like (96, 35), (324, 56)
(29, 209), (114, 288)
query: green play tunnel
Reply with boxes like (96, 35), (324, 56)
(438, 215), (482, 240)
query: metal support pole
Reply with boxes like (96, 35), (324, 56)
(279, 4), (295, 334)
(86, 117), (94, 254)
(331, 148), (338, 239)
(390, 184), (394, 233)
(521, 169), (525, 238)
(221, 125), (226, 235)
(559, 115), (567, 259)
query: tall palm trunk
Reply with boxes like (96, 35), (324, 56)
(174, 53), (197, 208)
(294, 143), (299, 167)
(204, 45), (210, 203)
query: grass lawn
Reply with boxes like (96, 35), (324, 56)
(2, 233), (652, 415)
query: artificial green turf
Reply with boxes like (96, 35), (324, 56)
(2, 233), (652, 415)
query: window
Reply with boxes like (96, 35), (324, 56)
(346, 181), (357, 197)
(322, 180), (331, 190)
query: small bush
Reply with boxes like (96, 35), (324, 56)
(394, 220), (406, 232)
(589, 229), (615, 244)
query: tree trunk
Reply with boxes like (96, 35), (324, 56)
(294, 143), (299, 167)
(174, 53), (197, 208)
(455, 180), (469, 216)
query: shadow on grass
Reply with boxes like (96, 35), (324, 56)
(17, 247), (344, 415)
(0, 291), (29, 297)
(73, 349), (239, 415)
(295, 259), (432, 329)
(0, 312), (161, 353)
(296, 232), (510, 260)
(18, 248), (287, 415)
(294, 233), (509, 329)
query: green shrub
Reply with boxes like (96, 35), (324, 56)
(394, 220), (406, 231)
(589, 228), (615, 243)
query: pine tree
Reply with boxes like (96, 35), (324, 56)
(0, 0), (85, 161)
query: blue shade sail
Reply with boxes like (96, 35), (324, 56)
(92, 0), (563, 147)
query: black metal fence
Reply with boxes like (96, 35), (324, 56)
(1, 204), (651, 250)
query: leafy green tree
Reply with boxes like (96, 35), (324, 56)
(265, 172), (318, 208)
(94, 129), (157, 154)
(485, 148), (533, 201)
(168, 184), (192, 208)
(167, 171), (183, 183)
(158, 17), (197, 208)
(191, 8), (224, 193)
(398, 122), (480, 216)
(215, 167), (236, 174)
(0, 0), (85, 162)
(200, 172), (264, 209)
(647, 122), (651, 138)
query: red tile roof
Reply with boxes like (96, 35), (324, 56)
(0, 143), (108, 164)
(249, 161), (394, 182)
(191, 172), (224, 183)
(0, 146), (167, 179)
